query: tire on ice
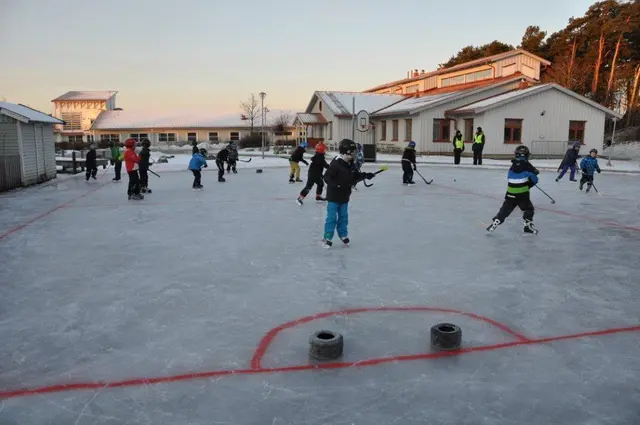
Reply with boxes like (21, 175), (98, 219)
(309, 330), (344, 360)
(430, 323), (462, 351)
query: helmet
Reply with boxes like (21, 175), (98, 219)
(590, 148), (598, 154)
(573, 141), (581, 149)
(199, 148), (208, 156)
(315, 143), (326, 154)
(514, 145), (530, 160)
(124, 138), (136, 148)
(89, 144), (96, 150)
(408, 141), (416, 149)
(142, 139), (151, 148)
(300, 141), (308, 148)
(338, 138), (357, 155)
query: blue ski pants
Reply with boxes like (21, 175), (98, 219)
(324, 202), (349, 240)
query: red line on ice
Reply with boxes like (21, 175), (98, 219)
(0, 306), (638, 401)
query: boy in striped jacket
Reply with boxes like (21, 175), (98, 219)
(486, 145), (539, 234)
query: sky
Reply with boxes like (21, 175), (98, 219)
(1, 0), (596, 116)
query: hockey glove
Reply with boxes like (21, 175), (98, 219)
(365, 173), (375, 180)
(597, 168), (601, 173)
(413, 165), (417, 171)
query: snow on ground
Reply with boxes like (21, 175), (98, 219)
(1, 164), (639, 424)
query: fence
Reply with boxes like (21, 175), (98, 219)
(0, 155), (22, 192)
(530, 140), (570, 159)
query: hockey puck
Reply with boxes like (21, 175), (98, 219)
(256, 169), (263, 173)
(430, 323), (462, 351)
(309, 330), (343, 360)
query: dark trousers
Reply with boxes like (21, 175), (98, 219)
(473, 147), (483, 165)
(300, 175), (324, 198)
(453, 148), (463, 164)
(111, 160), (122, 180)
(402, 162), (414, 183)
(127, 170), (140, 196)
(494, 195), (534, 223)
(139, 168), (149, 188)
(580, 173), (594, 187)
(85, 166), (97, 180)
(216, 160), (225, 180)
(226, 159), (237, 172)
(192, 170), (202, 187)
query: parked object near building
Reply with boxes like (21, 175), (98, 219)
(0, 102), (63, 192)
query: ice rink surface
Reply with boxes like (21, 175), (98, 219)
(1, 163), (639, 424)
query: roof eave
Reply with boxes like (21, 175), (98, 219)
(0, 108), (29, 123)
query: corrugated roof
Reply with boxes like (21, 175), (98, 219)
(91, 109), (297, 130)
(365, 49), (551, 92)
(311, 91), (406, 116)
(372, 92), (461, 116)
(296, 113), (327, 124)
(449, 83), (623, 119)
(52, 91), (118, 101)
(0, 102), (64, 124)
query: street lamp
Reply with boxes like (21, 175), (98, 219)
(259, 92), (266, 159)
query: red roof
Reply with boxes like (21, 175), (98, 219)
(414, 73), (532, 97)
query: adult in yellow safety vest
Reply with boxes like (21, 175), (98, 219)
(452, 130), (464, 165)
(472, 127), (485, 165)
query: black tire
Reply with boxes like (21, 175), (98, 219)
(430, 323), (462, 351)
(309, 330), (343, 360)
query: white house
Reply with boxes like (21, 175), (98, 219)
(0, 102), (63, 191)
(51, 91), (118, 144)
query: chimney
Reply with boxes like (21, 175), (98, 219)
(413, 69), (419, 78)
(421, 69), (425, 74)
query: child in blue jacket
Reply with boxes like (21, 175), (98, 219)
(188, 149), (208, 190)
(579, 149), (601, 192)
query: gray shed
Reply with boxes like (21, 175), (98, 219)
(0, 102), (64, 191)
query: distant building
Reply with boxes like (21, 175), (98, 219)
(51, 91), (118, 144)
(0, 102), (63, 191)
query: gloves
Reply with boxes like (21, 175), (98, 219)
(365, 173), (375, 180)
(204, 164), (208, 168)
(597, 168), (601, 173)
(413, 165), (417, 171)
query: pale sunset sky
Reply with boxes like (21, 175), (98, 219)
(1, 0), (595, 115)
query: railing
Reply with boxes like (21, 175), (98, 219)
(530, 140), (569, 159)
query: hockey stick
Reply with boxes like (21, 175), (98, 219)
(414, 168), (433, 185)
(362, 165), (389, 187)
(148, 169), (161, 178)
(535, 185), (555, 204)
(237, 158), (252, 163)
(99, 163), (111, 180)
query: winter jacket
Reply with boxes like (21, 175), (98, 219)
(355, 151), (364, 170)
(472, 133), (485, 151)
(580, 156), (601, 176)
(453, 135), (464, 150)
(401, 148), (416, 168)
(85, 149), (97, 169)
(289, 147), (308, 165)
(228, 148), (238, 161)
(560, 147), (580, 167)
(506, 160), (539, 199)
(124, 148), (140, 173)
(139, 147), (151, 170)
(110, 145), (121, 161)
(188, 153), (208, 171)
(324, 156), (369, 204)
(216, 148), (229, 162)
(308, 153), (329, 178)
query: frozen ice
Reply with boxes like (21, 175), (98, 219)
(1, 161), (639, 424)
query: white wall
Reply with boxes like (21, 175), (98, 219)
(478, 88), (607, 156)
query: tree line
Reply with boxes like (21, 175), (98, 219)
(439, 0), (640, 128)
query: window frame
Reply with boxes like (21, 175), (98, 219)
(187, 133), (197, 142)
(504, 119), (523, 144)
(432, 118), (451, 143)
(464, 119), (474, 142)
(380, 121), (387, 141)
(405, 119), (413, 141)
(100, 134), (120, 143)
(208, 132), (219, 142)
(68, 135), (83, 143)
(129, 133), (149, 143)
(230, 132), (240, 141)
(392, 120), (399, 141)
(568, 120), (586, 145)
(158, 133), (177, 143)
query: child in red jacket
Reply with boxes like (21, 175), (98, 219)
(124, 138), (143, 200)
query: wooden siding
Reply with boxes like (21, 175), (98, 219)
(20, 122), (38, 185)
(42, 124), (57, 179)
(0, 115), (22, 191)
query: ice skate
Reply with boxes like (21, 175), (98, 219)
(289, 178), (295, 184)
(219, 177), (226, 183)
(407, 181), (416, 185)
(296, 197), (304, 206)
(523, 220), (538, 234)
(315, 196), (326, 203)
(579, 180), (585, 190)
(296, 179), (303, 182)
(586, 184), (592, 193)
(321, 239), (333, 249)
(570, 178), (577, 182)
(486, 218), (501, 233)
(340, 237), (350, 246)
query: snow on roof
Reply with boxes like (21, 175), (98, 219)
(91, 109), (297, 130)
(52, 91), (118, 101)
(450, 83), (623, 119)
(314, 91), (406, 115)
(295, 113), (327, 124)
(372, 92), (462, 116)
(0, 102), (64, 124)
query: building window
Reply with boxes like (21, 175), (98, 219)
(209, 132), (219, 142)
(380, 121), (387, 140)
(405, 119), (412, 140)
(568, 121), (585, 144)
(61, 112), (82, 131)
(158, 133), (177, 143)
(130, 133), (149, 142)
(230, 132), (240, 141)
(504, 119), (522, 143)
(406, 84), (419, 94)
(394, 87), (403, 94)
(100, 134), (119, 143)
(328, 122), (333, 140)
(187, 133), (197, 142)
(87, 135), (94, 143)
(68, 135), (83, 143)
(392, 120), (399, 141)
(464, 119), (474, 142)
(433, 119), (450, 142)
(466, 69), (493, 83)
(319, 101), (322, 112)
(441, 75), (465, 88)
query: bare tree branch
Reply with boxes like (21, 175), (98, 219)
(240, 93), (262, 135)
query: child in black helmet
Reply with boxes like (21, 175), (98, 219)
(321, 139), (375, 248)
(139, 138), (152, 193)
(486, 145), (540, 234)
(579, 149), (601, 192)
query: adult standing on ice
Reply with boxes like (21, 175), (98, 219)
(452, 130), (464, 165)
(556, 141), (581, 182)
(472, 127), (485, 165)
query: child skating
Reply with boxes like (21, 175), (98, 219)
(355, 143), (364, 171)
(85, 144), (98, 182)
(139, 138), (152, 193)
(188, 148), (208, 190)
(321, 139), (375, 248)
(123, 138), (143, 200)
(401, 141), (417, 185)
(579, 149), (601, 192)
(556, 141), (581, 182)
(289, 141), (309, 183)
(216, 146), (229, 182)
(226, 142), (238, 173)
(296, 143), (329, 205)
(486, 145), (539, 234)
